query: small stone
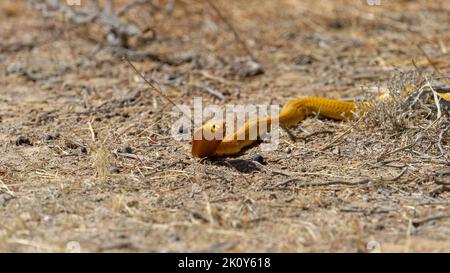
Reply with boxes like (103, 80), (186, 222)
(0, 193), (14, 207)
(332, 146), (340, 155)
(15, 136), (31, 146)
(241, 61), (263, 78)
(250, 154), (264, 164)
(44, 131), (60, 141)
(230, 220), (242, 229)
(178, 125), (186, 134)
(79, 145), (87, 154)
(375, 224), (385, 231)
(105, 113), (115, 119)
(122, 144), (133, 154)
(285, 147), (292, 154)
(232, 58), (264, 78)
(110, 166), (120, 174)
(127, 200), (139, 208)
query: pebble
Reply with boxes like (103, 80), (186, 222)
(44, 131), (60, 141)
(332, 146), (340, 155)
(110, 166), (120, 174)
(122, 144), (133, 154)
(79, 145), (87, 154)
(250, 154), (265, 164)
(15, 136), (31, 146)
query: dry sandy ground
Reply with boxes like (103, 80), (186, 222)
(0, 0), (449, 252)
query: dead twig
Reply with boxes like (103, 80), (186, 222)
(87, 120), (96, 142)
(193, 83), (225, 101)
(379, 115), (444, 160)
(412, 214), (450, 227)
(380, 167), (408, 181)
(430, 185), (450, 197)
(123, 58), (178, 109)
(428, 81), (442, 119)
(117, 0), (155, 17)
(268, 178), (370, 190)
(436, 124), (450, 157)
(417, 44), (441, 74)
(104, 45), (194, 65)
(321, 116), (364, 151)
(0, 179), (15, 197)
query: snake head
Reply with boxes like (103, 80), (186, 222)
(279, 100), (307, 126)
(191, 122), (226, 158)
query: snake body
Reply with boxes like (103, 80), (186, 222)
(192, 90), (449, 158)
(192, 97), (360, 157)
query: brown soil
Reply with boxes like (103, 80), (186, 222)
(0, 0), (449, 252)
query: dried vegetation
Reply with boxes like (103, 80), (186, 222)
(0, 0), (449, 252)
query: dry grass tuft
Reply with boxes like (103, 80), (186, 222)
(93, 143), (111, 181)
(359, 70), (449, 160)
(363, 71), (429, 132)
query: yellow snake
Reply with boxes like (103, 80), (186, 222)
(191, 91), (449, 158)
